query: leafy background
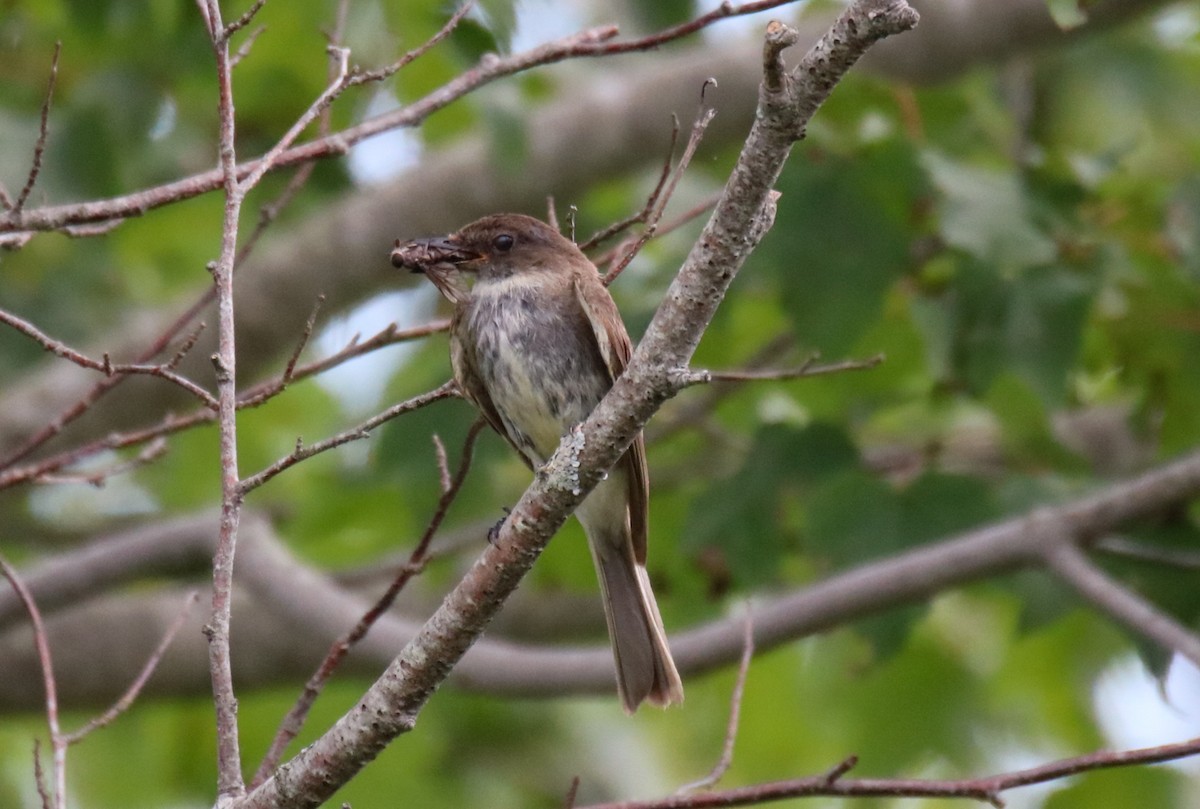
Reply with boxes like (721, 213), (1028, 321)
(1, 0), (1199, 807)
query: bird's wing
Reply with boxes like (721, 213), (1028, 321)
(450, 324), (536, 472)
(573, 276), (651, 563)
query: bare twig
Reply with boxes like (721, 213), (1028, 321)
(578, 119), (680, 253)
(564, 776), (581, 809)
(229, 25), (266, 69)
(648, 334), (794, 443)
(62, 591), (199, 745)
(433, 433), (452, 493)
(674, 609), (754, 794)
(249, 417), (485, 788)
(237, 381), (458, 494)
(34, 436), (169, 487)
(579, 736), (1200, 808)
(282, 295), (325, 383)
(590, 192), (722, 270)
(0, 308), (217, 409)
(0, 553), (65, 809)
(604, 85), (718, 285)
(679, 353), (885, 386)
(0, 319), (451, 491)
(223, 0), (267, 41)
(1045, 542), (1200, 668)
(0, 5), (467, 472)
(235, 318), (450, 406)
(11, 42), (61, 215)
(348, 1), (475, 85)
(32, 742), (52, 809)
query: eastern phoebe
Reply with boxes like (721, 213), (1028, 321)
(391, 213), (683, 712)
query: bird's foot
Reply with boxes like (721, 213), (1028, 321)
(487, 506), (513, 545)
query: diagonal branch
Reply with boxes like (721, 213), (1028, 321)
(1045, 542), (1200, 668)
(11, 41), (61, 216)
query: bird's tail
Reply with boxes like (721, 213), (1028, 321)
(589, 530), (684, 713)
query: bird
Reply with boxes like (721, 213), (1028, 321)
(391, 213), (683, 713)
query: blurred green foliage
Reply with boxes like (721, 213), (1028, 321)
(1, 0), (1199, 807)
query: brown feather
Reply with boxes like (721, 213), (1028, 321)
(573, 277), (650, 562)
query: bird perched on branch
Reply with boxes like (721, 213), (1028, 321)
(391, 213), (683, 713)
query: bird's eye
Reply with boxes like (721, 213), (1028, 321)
(492, 234), (515, 252)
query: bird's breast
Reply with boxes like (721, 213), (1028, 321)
(459, 276), (611, 463)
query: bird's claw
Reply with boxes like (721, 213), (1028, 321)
(487, 506), (513, 545)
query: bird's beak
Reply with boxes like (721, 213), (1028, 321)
(391, 236), (480, 274)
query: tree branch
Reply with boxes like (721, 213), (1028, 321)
(577, 735), (1200, 808)
(1045, 542), (1200, 668)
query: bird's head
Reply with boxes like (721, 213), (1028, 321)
(392, 213), (585, 290)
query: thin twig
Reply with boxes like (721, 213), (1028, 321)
(0, 308), (217, 409)
(238, 381), (458, 494)
(348, 1), (475, 85)
(12, 42), (61, 215)
(283, 295), (325, 383)
(578, 119), (680, 252)
(681, 353), (886, 386)
(433, 434), (452, 493)
(222, 0), (267, 41)
(0, 553), (65, 809)
(580, 736), (1200, 808)
(229, 25), (266, 69)
(34, 436), (168, 487)
(249, 417), (486, 788)
(235, 318), (451, 406)
(604, 83), (718, 286)
(0, 320), (452, 491)
(674, 608), (754, 794)
(32, 741), (51, 809)
(0, 3), (464, 473)
(564, 776), (581, 809)
(648, 333), (794, 444)
(63, 591), (199, 745)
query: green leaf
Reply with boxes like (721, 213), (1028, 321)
(682, 423), (859, 586)
(806, 469), (901, 564)
(923, 151), (1057, 269)
(918, 258), (1093, 405)
(768, 140), (922, 355)
(626, 0), (695, 34)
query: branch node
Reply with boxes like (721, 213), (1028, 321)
(763, 20), (799, 94)
(824, 754), (858, 784)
